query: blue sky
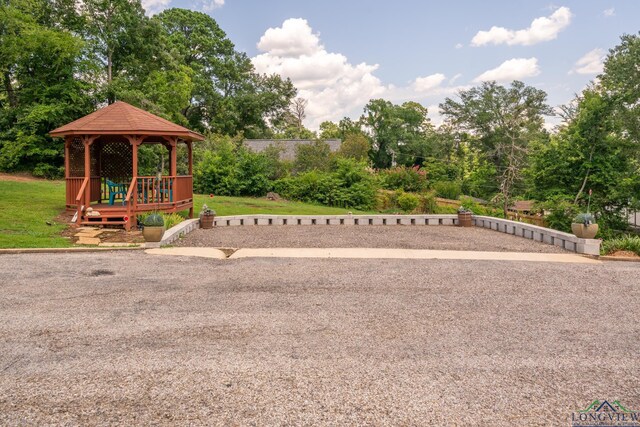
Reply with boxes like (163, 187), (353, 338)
(149, 0), (640, 129)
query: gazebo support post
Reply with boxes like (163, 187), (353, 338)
(187, 141), (193, 218)
(126, 135), (143, 231)
(64, 137), (71, 180)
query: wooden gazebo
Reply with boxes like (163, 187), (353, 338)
(50, 101), (204, 230)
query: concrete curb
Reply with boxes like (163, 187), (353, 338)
(229, 247), (597, 263)
(144, 218), (200, 248)
(0, 246), (143, 255)
(598, 255), (640, 263)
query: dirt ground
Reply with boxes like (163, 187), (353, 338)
(0, 172), (47, 182)
(1, 251), (638, 425)
(176, 224), (568, 253)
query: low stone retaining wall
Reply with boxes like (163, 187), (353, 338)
(473, 215), (600, 255)
(158, 214), (601, 256)
(213, 214), (459, 227)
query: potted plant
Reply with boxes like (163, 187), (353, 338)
(571, 213), (598, 239)
(142, 212), (165, 242)
(200, 204), (216, 229)
(457, 206), (473, 227)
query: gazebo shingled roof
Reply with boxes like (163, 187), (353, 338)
(50, 101), (204, 141)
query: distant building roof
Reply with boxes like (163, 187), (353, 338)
(509, 200), (536, 212)
(244, 139), (342, 161)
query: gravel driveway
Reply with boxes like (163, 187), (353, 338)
(176, 225), (567, 253)
(1, 252), (638, 425)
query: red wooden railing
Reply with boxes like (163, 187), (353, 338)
(124, 177), (137, 230)
(74, 177), (89, 222)
(175, 176), (193, 202)
(66, 177), (84, 206)
(135, 176), (191, 207)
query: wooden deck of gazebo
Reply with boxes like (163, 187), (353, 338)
(50, 101), (204, 230)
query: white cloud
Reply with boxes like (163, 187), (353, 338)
(413, 73), (446, 92)
(603, 8), (615, 17)
(141, 0), (171, 15)
(253, 18), (388, 128)
(142, 0), (224, 15)
(449, 73), (462, 85)
(257, 18), (322, 57)
(473, 58), (541, 83)
(471, 7), (572, 46)
(202, 0), (224, 12)
(455, 43), (463, 49)
(426, 105), (444, 127)
(569, 48), (605, 75)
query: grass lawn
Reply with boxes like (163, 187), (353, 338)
(0, 179), (372, 248)
(0, 180), (71, 248)
(193, 194), (371, 216)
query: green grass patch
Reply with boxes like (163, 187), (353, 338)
(0, 180), (71, 248)
(193, 194), (372, 216)
(0, 179), (375, 248)
(601, 235), (640, 256)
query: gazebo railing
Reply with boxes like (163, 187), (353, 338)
(135, 175), (193, 207)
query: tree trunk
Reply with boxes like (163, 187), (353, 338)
(574, 145), (596, 204)
(3, 71), (18, 108)
(107, 50), (113, 83)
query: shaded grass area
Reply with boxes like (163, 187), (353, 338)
(0, 180), (71, 248)
(193, 194), (372, 216)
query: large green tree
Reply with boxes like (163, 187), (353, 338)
(600, 32), (640, 150)
(440, 81), (553, 213)
(363, 99), (433, 168)
(154, 9), (296, 136)
(0, 0), (92, 175)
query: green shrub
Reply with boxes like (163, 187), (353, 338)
(573, 212), (596, 225)
(375, 189), (437, 214)
(397, 192), (420, 213)
(418, 191), (438, 214)
(433, 180), (462, 200)
(194, 146), (273, 197)
(33, 163), (64, 179)
(537, 196), (580, 233)
(379, 166), (428, 193)
(459, 196), (504, 217)
(601, 235), (640, 255)
(274, 158), (377, 210)
(163, 213), (185, 230)
(144, 213), (164, 227)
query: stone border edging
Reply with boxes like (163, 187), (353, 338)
(213, 214), (459, 227)
(472, 216), (600, 255)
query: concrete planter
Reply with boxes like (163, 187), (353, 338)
(571, 223), (599, 239)
(142, 226), (165, 242)
(200, 214), (215, 229)
(458, 212), (473, 227)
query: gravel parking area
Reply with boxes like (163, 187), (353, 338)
(176, 225), (567, 253)
(1, 252), (639, 425)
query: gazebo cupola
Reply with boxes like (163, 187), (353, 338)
(50, 101), (204, 230)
